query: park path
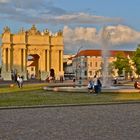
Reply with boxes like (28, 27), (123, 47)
(0, 103), (140, 140)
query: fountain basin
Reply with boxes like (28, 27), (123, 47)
(43, 85), (140, 93)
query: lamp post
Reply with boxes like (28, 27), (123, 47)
(75, 46), (83, 81)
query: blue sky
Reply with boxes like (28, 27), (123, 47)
(0, 0), (140, 54)
(0, 0), (140, 32)
(55, 0), (140, 30)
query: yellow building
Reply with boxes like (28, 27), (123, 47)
(72, 50), (134, 79)
(1, 25), (64, 81)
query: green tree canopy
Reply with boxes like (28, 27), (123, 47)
(132, 46), (140, 76)
(113, 52), (132, 76)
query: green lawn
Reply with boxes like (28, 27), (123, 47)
(0, 83), (140, 107)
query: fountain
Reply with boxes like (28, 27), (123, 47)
(100, 27), (112, 88)
(43, 26), (138, 93)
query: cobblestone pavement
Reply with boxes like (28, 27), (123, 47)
(0, 103), (140, 140)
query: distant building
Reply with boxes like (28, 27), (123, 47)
(72, 49), (134, 79)
(63, 54), (75, 80)
(63, 54), (75, 73)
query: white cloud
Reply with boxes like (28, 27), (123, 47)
(0, 0), (139, 54)
(103, 25), (140, 45)
(63, 26), (98, 43)
(56, 13), (122, 24)
(63, 25), (140, 53)
(0, 0), (123, 25)
(0, 0), (9, 3)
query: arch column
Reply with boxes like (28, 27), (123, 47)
(47, 49), (50, 71)
(23, 48), (26, 72)
(2, 48), (6, 71)
(60, 50), (63, 72)
(7, 48), (11, 72)
(39, 49), (49, 80)
(21, 48), (27, 80)
(1, 48), (12, 80)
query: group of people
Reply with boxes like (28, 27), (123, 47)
(88, 75), (102, 94)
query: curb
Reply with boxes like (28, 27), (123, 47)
(0, 101), (140, 110)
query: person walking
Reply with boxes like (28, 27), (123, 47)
(17, 76), (23, 88)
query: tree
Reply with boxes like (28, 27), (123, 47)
(132, 46), (140, 77)
(112, 52), (132, 77)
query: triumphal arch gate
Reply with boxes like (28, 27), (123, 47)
(1, 25), (64, 81)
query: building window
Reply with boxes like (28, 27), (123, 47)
(31, 67), (34, 71)
(85, 62), (87, 67)
(95, 62), (98, 67)
(90, 62), (92, 67)
(89, 71), (92, 76)
(84, 71), (87, 76)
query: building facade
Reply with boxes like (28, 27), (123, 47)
(1, 25), (64, 81)
(72, 50), (134, 79)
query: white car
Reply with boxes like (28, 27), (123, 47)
(117, 76), (125, 80)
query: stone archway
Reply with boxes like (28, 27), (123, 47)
(1, 25), (64, 81)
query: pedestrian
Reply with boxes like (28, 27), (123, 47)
(113, 77), (117, 84)
(93, 75), (99, 94)
(60, 76), (64, 83)
(17, 76), (23, 88)
(78, 77), (82, 87)
(73, 78), (76, 87)
(88, 80), (94, 93)
(131, 75), (134, 82)
(17, 75), (20, 87)
(97, 78), (102, 93)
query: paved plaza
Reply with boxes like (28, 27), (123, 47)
(0, 103), (140, 140)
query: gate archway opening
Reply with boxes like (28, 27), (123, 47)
(27, 54), (40, 79)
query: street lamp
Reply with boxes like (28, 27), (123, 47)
(75, 46), (83, 81)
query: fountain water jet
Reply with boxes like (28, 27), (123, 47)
(100, 27), (112, 88)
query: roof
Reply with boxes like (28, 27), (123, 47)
(74, 49), (134, 57)
(27, 61), (37, 67)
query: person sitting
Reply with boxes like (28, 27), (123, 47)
(97, 78), (102, 93)
(134, 81), (140, 89)
(88, 80), (94, 93)
(93, 75), (98, 94)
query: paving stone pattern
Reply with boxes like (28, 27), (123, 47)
(0, 104), (140, 140)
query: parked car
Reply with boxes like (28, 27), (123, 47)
(117, 76), (125, 80)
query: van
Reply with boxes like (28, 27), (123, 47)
(117, 76), (125, 80)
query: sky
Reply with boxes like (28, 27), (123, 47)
(0, 0), (140, 54)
